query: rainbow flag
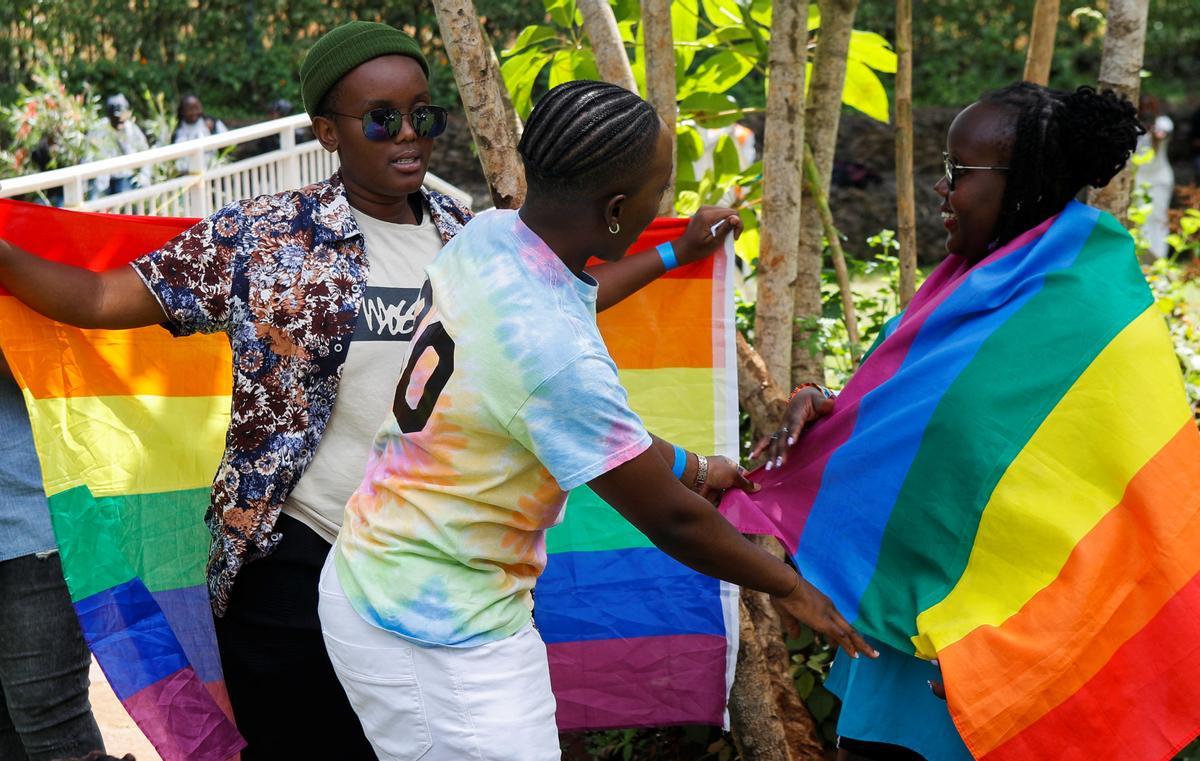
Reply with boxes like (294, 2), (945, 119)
(540, 219), (740, 730)
(0, 201), (243, 760)
(723, 201), (1200, 759)
(0, 201), (739, 747)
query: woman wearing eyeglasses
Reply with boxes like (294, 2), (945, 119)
(0, 21), (738, 761)
(754, 82), (1145, 761)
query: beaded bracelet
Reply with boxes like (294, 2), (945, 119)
(789, 382), (835, 402)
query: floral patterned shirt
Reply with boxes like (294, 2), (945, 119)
(130, 172), (472, 615)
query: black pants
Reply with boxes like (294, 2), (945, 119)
(0, 552), (104, 761)
(215, 514), (377, 760)
(839, 737), (928, 761)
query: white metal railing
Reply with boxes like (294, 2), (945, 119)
(0, 114), (472, 216)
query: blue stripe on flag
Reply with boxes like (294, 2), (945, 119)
(75, 578), (190, 699)
(536, 547), (725, 643)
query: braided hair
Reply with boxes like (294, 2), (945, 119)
(518, 81), (661, 198)
(981, 82), (1144, 247)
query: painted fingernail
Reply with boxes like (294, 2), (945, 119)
(931, 658), (939, 667)
(873, 649), (881, 658)
(765, 461), (773, 471)
(927, 680), (933, 689)
(774, 456), (782, 468)
(787, 437), (796, 446)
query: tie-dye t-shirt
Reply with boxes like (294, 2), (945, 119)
(334, 208), (652, 647)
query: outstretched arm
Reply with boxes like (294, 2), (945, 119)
(588, 206), (742, 312)
(0, 239), (165, 329)
(588, 444), (876, 659)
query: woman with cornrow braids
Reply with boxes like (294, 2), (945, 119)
(318, 80), (876, 760)
(756, 82), (1145, 761)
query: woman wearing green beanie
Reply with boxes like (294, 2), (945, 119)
(0, 18), (742, 761)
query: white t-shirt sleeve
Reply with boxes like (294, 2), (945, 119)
(506, 351), (652, 492)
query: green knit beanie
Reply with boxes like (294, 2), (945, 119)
(300, 21), (430, 117)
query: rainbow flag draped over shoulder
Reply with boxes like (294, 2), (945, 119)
(0, 201), (243, 760)
(724, 201), (1200, 760)
(0, 201), (739, 748)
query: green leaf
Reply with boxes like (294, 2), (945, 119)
(750, 0), (771, 26)
(847, 30), (898, 73)
(545, 0), (576, 28)
(502, 25), (558, 57)
(734, 207), (759, 263)
(806, 685), (836, 722)
(501, 48), (552, 119)
(842, 59), (891, 123)
(549, 47), (598, 88)
(794, 668), (816, 698)
(808, 4), (822, 31)
(676, 189), (701, 215)
(677, 49), (755, 98)
(701, 0), (743, 28)
(676, 123), (705, 163)
(713, 133), (741, 186)
(694, 26), (754, 48)
(672, 0), (700, 73)
(679, 91), (740, 127)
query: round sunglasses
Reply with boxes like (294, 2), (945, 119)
(327, 105), (449, 141)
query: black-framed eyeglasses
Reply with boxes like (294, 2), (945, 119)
(942, 151), (1008, 190)
(327, 105), (449, 141)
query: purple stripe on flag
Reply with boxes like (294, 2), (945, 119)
(152, 585), (223, 683)
(548, 634), (728, 730)
(124, 667), (245, 761)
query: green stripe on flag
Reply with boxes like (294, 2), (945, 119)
(50, 485), (211, 600)
(856, 214), (1153, 646)
(548, 486), (654, 554)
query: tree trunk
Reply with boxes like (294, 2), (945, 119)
(642, 0), (676, 214)
(1086, 0), (1150, 222)
(804, 146), (860, 363)
(1023, 0), (1061, 85)
(432, 0), (526, 209)
(737, 332), (789, 441)
(754, 0), (810, 390)
(791, 0), (860, 387)
(579, 0), (638, 93)
(895, 0), (917, 307)
(728, 597), (792, 761)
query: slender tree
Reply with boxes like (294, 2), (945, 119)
(579, 0), (638, 93)
(754, 0), (810, 391)
(1023, 0), (1061, 85)
(642, 0), (677, 214)
(793, 0), (861, 385)
(895, 0), (917, 307)
(432, 0), (526, 209)
(1087, 0), (1150, 221)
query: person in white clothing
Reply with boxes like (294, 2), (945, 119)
(171, 94), (228, 173)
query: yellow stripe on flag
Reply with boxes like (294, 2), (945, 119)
(27, 393), (230, 498)
(620, 367), (716, 453)
(913, 307), (1192, 657)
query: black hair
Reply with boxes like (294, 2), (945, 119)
(517, 80), (661, 198)
(317, 81), (344, 119)
(981, 82), (1144, 247)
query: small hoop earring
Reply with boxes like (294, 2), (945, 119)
(608, 222), (620, 235)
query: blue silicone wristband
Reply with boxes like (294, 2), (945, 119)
(671, 444), (687, 479)
(657, 241), (679, 271)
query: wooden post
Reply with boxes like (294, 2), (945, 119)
(642, 0), (676, 214)
(895, 0), (917, 308)
(1023, 0), (1061, 85)
(432, 0), (526, 209)
(792, 0), (860, 386)
(579, 0), (638, 93)
(1086, 0), (1150, 222)
(753, 0), (809, 391)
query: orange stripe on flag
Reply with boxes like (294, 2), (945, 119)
(598, 277), (715, 369)
(942, 421), (1200, 757)
(0, 298), (231, 399)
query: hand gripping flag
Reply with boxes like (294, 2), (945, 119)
(0, 200), (740, 756)
(723, 201), (1200, 760)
